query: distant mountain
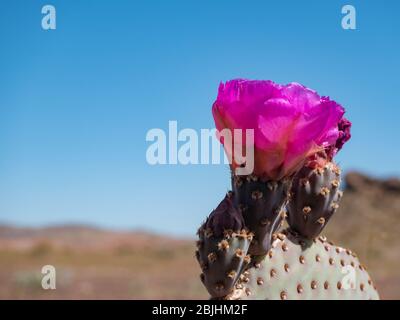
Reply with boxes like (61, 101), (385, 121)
(0, 223), (187, 251)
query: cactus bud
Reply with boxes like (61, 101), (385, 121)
(204, 194), (244, 238)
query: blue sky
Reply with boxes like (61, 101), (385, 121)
(0, 0), (399, 236)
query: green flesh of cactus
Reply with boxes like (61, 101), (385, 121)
(230, 230), (379, 300)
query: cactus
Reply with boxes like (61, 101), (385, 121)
(230, 230), (379, 300)
(197, 79), (379, 300)
(197, 164), (380, 300)
(197, 173), (380, 300)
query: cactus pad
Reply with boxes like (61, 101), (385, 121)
(196, 195), (253, 298)
(231, 174), (291, 256)
(230, 230), (379, 300)
(287, 163), (342, 239)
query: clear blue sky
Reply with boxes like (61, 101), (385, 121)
(0, 0), (399, 236)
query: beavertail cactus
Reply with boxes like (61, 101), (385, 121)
(196, 79), (379, 300)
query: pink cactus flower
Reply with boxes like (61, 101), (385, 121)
(212, 79), (345, 180)
(307, 117), (352, 168)
(328, 117), (352, 158)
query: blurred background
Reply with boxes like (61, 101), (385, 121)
(0, 0), (399, 299)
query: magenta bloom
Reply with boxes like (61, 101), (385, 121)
(325, 117), (352, 160)
(212, 79), (345, 180)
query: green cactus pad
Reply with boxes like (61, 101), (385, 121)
(196, 227), (253, 298)
(287, 163), (342, 239)
(231, 174), (291, 256)
(230, 230), (379, 300)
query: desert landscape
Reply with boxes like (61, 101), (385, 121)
(0, 171), (399, 300)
